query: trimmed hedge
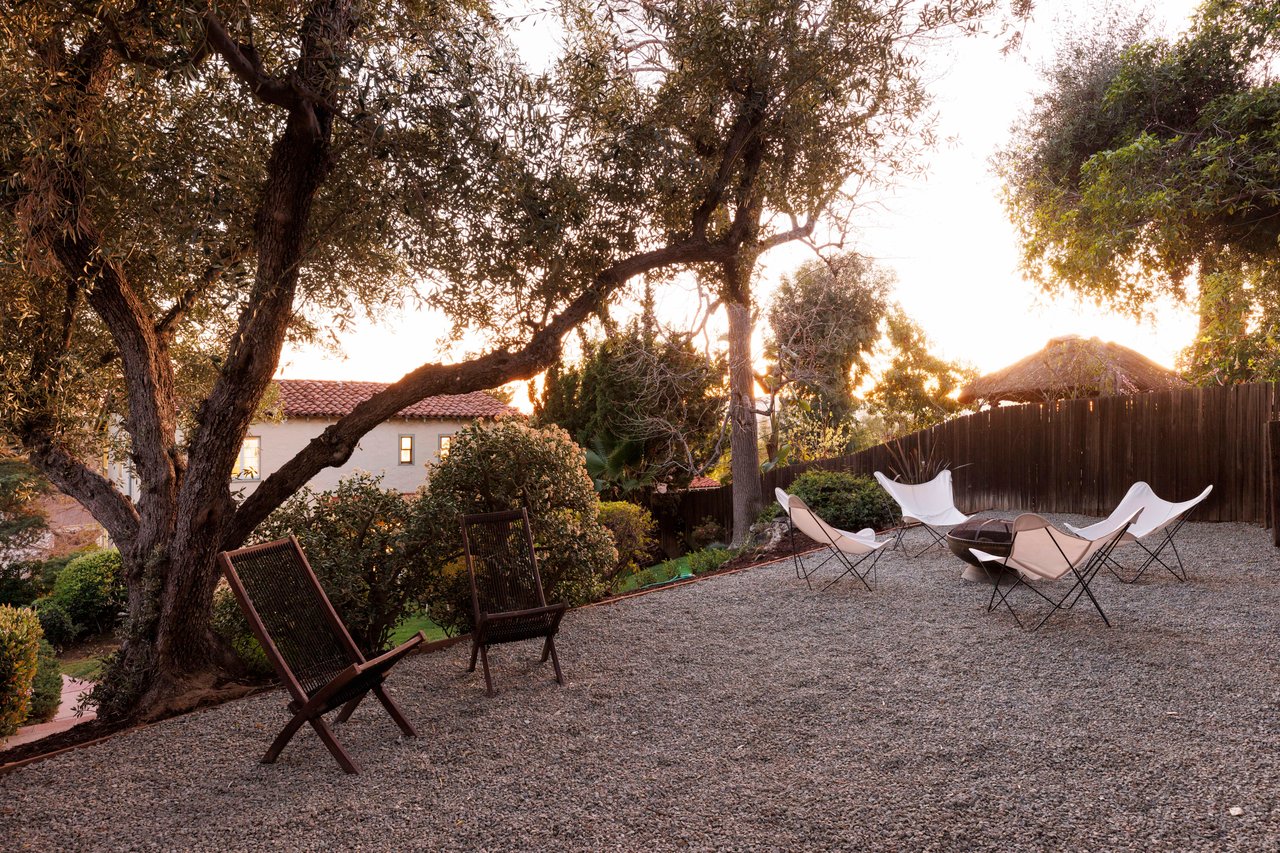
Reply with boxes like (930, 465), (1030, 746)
(34, 599), (79, 650)
(0, 605), (41, 737)
(786, 469), (900, 533)
(50, 549), (126, 637)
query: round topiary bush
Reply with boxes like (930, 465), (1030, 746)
(787, 469), (900, 533)
(0, 605), (42, 737)
(50, 549), (126, 636)
(25, 639), (62, 725)
(413, 420), (618, 634)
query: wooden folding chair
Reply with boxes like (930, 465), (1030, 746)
(217, 536), (425, 774)
(460, 508), (568, 696)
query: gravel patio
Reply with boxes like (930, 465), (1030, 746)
(1, 513), (1278, 851)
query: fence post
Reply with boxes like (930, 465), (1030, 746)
(1271, 420), (1280, 548)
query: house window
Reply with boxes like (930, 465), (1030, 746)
(399, 434), (415, 465)
(232, 436), (261, 481)
(438, 434), (453, 458)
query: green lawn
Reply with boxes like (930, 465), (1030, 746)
(611, 556), (692, 595)
(389, 612), (449, 646)
(59, 654), (106, 681)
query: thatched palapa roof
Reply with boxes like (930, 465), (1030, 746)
(957, 335), (1187, 405)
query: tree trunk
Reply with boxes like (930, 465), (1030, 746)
(726, 299), (762, 547)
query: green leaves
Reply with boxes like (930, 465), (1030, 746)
(999, 1), (1280, 379)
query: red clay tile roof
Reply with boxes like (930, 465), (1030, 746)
(688, 475), (721, 490)
(275, 379), (517, 420)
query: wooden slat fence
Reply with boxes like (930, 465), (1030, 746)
(666, 383), (1280, 545)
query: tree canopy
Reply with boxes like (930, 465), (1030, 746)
(765, 254), (893, 421)
(2, 0), (1010, 719)
(998, 0), (1280, 382)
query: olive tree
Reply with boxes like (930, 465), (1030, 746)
(0, 0), (1023, 721)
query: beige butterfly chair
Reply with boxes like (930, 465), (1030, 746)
(971, 510), (1141, 630)
(783, 494), (888, 591)
(775, 487), (878, 584)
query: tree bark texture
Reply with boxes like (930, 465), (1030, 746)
(726, 299), (762, 547)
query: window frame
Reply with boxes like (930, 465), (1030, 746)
(437, 433), (453, 459)
(398, 434), (415, 465)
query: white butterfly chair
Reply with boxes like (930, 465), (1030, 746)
(1065, 482), (1213, 583)
(783, 495), (888, 591)
(873, 470), (971, 556)
(973, 511), (1141, 631)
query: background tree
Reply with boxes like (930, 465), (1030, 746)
(998, 0), (1280, 382)
(535, 316), (727, 495)
(595, 0), (1028, 543)
(864, 311), (976, 436)
(0, 456), (48, 566)
(763, 254), (893, 461)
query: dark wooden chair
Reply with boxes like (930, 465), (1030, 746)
(460, 508), (568, 696)
(217, 536), (425, 774)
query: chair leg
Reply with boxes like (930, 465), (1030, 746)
(372, 684), (416, 737)
(545, 637), (565, 685)
(479, 644), (494, 696)
(334, 693), (363, 724)
(468, 640), (480, 672)
(262, 710), (308, 765)
(309, 716), (360, 774)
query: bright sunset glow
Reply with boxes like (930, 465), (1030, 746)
(279, 1), (1205, 398)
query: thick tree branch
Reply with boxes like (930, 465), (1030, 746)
(200, 10), (298, 109)
(226, 238), (730, 546)
(22, 431), (139, 544)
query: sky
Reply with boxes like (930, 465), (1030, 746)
(278, 0), (1206, 405)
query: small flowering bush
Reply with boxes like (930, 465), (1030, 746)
(0, 605), (41, 737)
(411, 420), (617, 634)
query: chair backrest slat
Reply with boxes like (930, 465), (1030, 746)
(461, 508), (549, 618)
(219, 538), (359, 699)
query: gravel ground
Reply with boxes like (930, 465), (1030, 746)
(2, 514), (1278, 852)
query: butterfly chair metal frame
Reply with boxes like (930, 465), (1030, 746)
(975, 512), (1140, 631)
(873, 470), (973, 557)
(783, 495), (888, 592)
(460, 508), (568, 696)
(217, 536), (425, 774)
(1066, 483), (1212, 584)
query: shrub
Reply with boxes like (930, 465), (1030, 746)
(787, 469), (900, 533)
(0, 605), (41, 737)
(50, 549), (126, 636)
(26, 639), (61, 724)
(210, 582), (274, 679)
(688, 546), (733, 575)
(256, 473), (422, 657)
(413, 420), (618, 634)
(0, 561), (38, 608)
(34, 599), (79, 650)
(597, 501), (658, 588)
(690, 517), (726, 550)
(1, 551), (90, 609)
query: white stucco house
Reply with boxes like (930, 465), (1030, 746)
(112, 379), (516, 499)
